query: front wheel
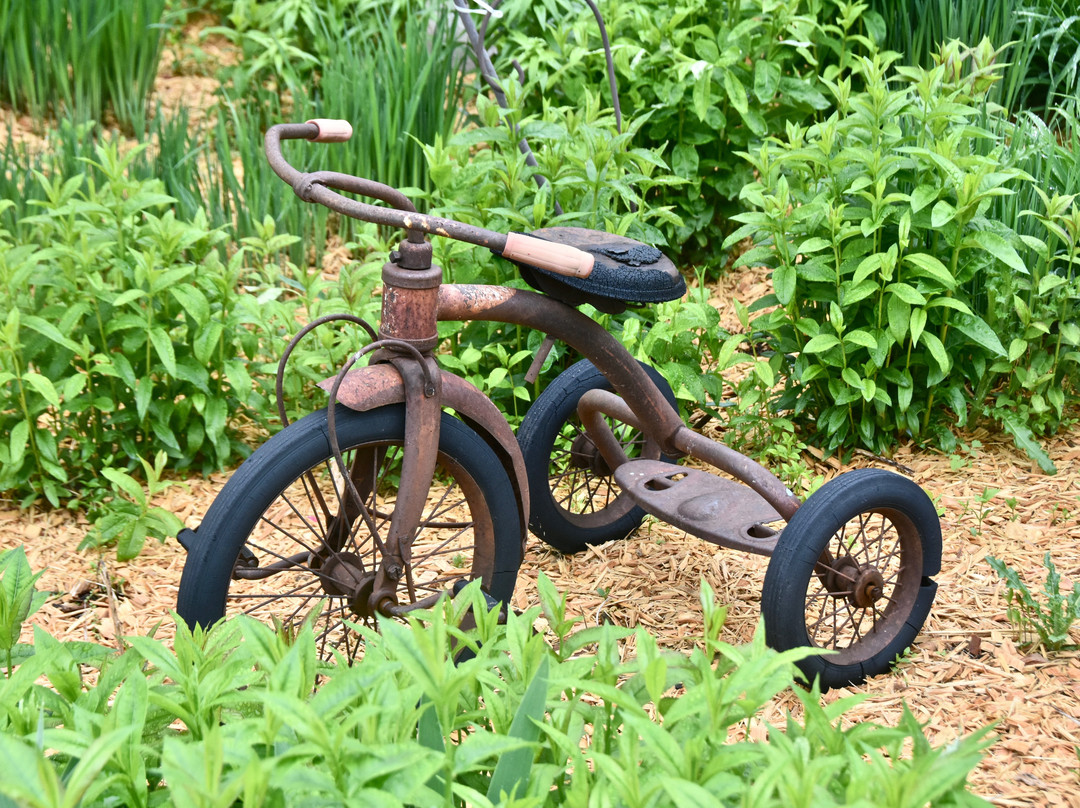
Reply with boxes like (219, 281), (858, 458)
(176, 404), (522, 661)
(761, 468), (941, 690)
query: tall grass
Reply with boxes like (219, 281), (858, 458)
(205, 2), (467, 261)
(0, 0), (168, 133)
(305, 4), (467, 197)
(867, 0), (1080, 119)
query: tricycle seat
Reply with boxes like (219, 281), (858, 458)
(505, 226), (686, 313)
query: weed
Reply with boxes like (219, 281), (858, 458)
(986, 552), (1080, 651)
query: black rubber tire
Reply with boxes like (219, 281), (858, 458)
(176, 404), (521, 659)
(517, 358), (677, 554)
(762, 468), (942, 691)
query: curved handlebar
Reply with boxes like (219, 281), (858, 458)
(263, 121), (595, 277)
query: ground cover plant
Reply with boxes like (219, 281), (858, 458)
(0, 547), (992, 807)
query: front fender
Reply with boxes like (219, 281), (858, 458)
(319, 366), (530, 552)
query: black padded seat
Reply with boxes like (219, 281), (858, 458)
(505, 226), (686, 313)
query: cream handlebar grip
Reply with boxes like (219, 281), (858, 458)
(305, 118), (353, 143)
(502, 232), (595, 278)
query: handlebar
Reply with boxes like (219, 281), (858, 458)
(263, 121), (595, 278)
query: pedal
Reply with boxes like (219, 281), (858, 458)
(613, 460), (784, 554)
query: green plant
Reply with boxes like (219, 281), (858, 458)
(987, 552), (1080, 651)
(488, 0), (869, 267)
(79, 452), (187, 562)
(727, 41), (1079, 466)
(866, 0), (1080, 120)
(205, 1), (467, 262)
(0, 547), (49, 675)
(0, 0), (169, 133)
(0, 141), (301, 507)
(0, 560), (993, 806)
(970, 486), (1000, 536)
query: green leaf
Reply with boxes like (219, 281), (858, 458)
(149, 327), (177, 376)
(931, 200), (957, 228)
(921, 331), (951, 374)
(773, 264), (795, 305)
(910, 184), (938, 213)
(904, 253), (956, 289)
(887, 295), (910, 343)
(753, 59), (781, 102)
(170, 285), (211, 324)
(102, 467), (148, 507)
(841, 367), (863, 389)
(723, 68), (748, 115)
(0, 547), (47, 654)
(1001, 414), (1056, 474)
(135, 377), (153, 422)
(886, 282), (926, 305)
(8, 420), (29, 468)
(112, 288), (149, 308)
(21, 314), (80, 354)
(487, 655), (549, 802)
(22, 372), (61, 408)
(194, 320), (224, 365)
(970, 231), (1029, 274)
(953, 314), (1006, 357)
(802, 334), (841, 354)
(672, 143), (699, 179)
(842, 329), (878, 350)
(692, 68), (712, 122)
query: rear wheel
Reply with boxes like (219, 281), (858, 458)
(176, 404), (522, 661)
(517, 358), (677, 553)
(762, 469), (941, 690)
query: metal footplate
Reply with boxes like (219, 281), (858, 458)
(613, 460), (785, 555)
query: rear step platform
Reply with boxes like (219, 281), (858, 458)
(613, 460), (785, 555)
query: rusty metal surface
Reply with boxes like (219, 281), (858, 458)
(265, 123), (509, 250)
(370, 356), (443, 614)
(613, 460), (783, 555)
(317, 364), (530, 557)
(379, 262), (442, 351)
(438, 285), (685, 449)
(672, 428), (801, 520)
(576, 389), (633, 471)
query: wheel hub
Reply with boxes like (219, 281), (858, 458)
(318, 552), (379, 616)
(819, 554), (886, 608)
(570, 433), (610, 475)
(851, 566), (885, 608)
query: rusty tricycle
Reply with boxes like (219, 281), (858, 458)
(174, 108), (941, 690)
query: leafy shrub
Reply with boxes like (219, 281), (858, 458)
(866, 0), (1080, 120)
(0, 548), (991, 806)
(0, 141), (289, 508)
(487, 0), (874, 267)
(726, 43), (1080, 467)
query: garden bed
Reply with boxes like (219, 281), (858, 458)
(4, 275), (1078, 805)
